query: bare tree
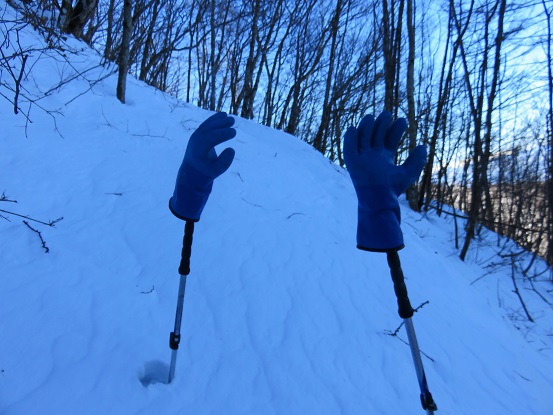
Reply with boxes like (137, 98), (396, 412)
(404, 0), (419, 209)
(277, 0), (329, 136)
(239, 0), (285, 119)
(102, 0), (117, 60)
(59, 0), (98, 40)
(382, 0), (405, 115)
(419, 0), (465, 212)
(311, 0), (347, 155)
(116, 0), (132, 103)
(453, 0), (507, 261)
(543, 0), (553, 268)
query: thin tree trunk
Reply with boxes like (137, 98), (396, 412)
(209, 0), (216, 111)
(405, 0), (419, 210)
(240, 1), (261, 119)
(543, 0), (553, 269)
(103, 0), (116, 60)
(312, 0), (343, 154)
(117, 0), (132, 104)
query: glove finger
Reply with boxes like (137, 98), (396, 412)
(196, 112), (234, 133)
(372, 111), (392, 149)
(385, 117), (407, 152)
(211, 147), (236, 177)
(401, 145), (427, 184)
(357, 114), (375, 153)
(343, 126), (359, 167)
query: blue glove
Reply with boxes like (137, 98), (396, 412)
(169, 112), (236, 221)
(343, 111), (427, 252)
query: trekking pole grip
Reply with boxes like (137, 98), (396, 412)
(178, 220), (195, 276)
(386, 251), (414, 319)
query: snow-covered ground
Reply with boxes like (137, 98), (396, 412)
(1, 3), (552, 414)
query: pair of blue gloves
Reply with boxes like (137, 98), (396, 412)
(169, 111), (426, 252)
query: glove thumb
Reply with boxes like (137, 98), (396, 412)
(396, 145), (427, 192)
(392, 146), (426, 196)
(212, 147), (235, 177)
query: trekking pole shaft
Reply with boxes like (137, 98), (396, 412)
(386, 251), (437, 413)
(170, 273), (188, 349)
(404, 318), (437, 414)
(168, 220), (195, 383)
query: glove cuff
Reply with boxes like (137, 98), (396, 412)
(169, 166), (214, 221)
(356, 205), (404, 252)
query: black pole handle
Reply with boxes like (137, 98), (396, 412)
(178, 220), (195, 276)
(170, 220), (195, 352)
(386, 251), (414, 319)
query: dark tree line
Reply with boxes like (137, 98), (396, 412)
(6, 0), (553, 270)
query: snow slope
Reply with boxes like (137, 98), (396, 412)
(1, 4), (553, 414)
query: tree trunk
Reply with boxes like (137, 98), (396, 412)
(382, 0), (404, 113)
(312, 0), (343, 154)
(543, 0), (553, 268)
(139, 0), (160, 82)
(117, 0), (132, 104)
(459, 0), (505, 261)
(103, 0), (116, 60)
(62, 0), (98, 40)
(405, 0), (420, 211)
(209, 0), (216, 111)
(240, 1), (261, 119)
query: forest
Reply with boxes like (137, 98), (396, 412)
(2, 0), (552, 273)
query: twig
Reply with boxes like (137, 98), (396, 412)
(509, 255), (534, 322)
(0, 191), (17, 203)
(385, 301), (430, 336)
(385, 320), (406, 337)
(386, 331), (435, 362)
(13, 54), (27, 114)
(241, 197), (263, 208)
(525, 277), (552, 307)
(23, 220), (49, 253)
(140, 285), (155, 294)
(131, 132), (169, 140)
(0, 209), (63, 227)
(514, 370), (532, 382)
(384, 320), (435, 362)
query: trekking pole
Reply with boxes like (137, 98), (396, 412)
(167, 112), (236, 383)
(168, 220), (194, 384)
(387, 250), (437, 414)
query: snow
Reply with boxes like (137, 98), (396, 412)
(1, 4), (553, 414)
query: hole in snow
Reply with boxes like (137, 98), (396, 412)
(139, 360), (170, 387)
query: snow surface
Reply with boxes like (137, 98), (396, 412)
(1, 4), (553, 414)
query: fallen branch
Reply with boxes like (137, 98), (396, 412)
(385, 301), (430, 336)
(23, 220), (49, 253)
(0, 209), (63, 227)
(384, 301), (434, 362)
(509, 255), (534, 322)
